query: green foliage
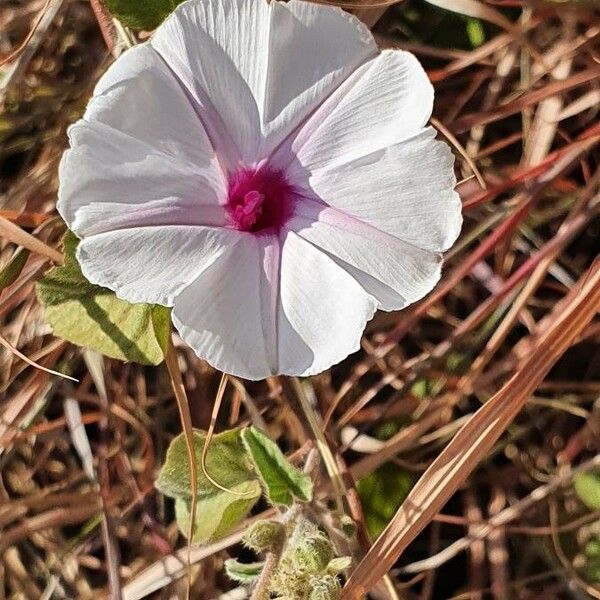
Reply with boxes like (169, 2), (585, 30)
(574, 471), (600, 510)
(0, 248), (29, 291)
(104, 0), (184, 30)
(36, 232), (170, 365)
(174, 480), (261, 543)
(326, 557), (351, 574)
(156, 428), (262, 542)
(292, 533), (335, 574)
(270, 518), (345, 600)
(243, 520), (285, 553)
(398, 1), (492, 51)
(156, 428), (257, 499)
(411, 378), (446, 399)
(357, 462), (414, 539)
(466, 17), (486, 47)
(225, 559), (265, 583)
(224, 514), (349, 599)
(308, 575), (341, 600)
(241, 426), (313, 506)
(339, 514), (356, 538)
(156, 427), (316, 544)
(584, 538), (600, 583)
(372, 420), (401, 441)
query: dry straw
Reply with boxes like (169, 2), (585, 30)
(343, 258), (600, 597)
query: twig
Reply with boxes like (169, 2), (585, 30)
(0, 0), (52, 67)
(0, 331), (76, 382)
(0, 0), (65, 96)
(292, 377), (347, 514)
(0, 216), (63, 264)
(343, 259), (600, 597)
(82, 350), (122, 600)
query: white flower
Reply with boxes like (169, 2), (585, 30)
(58, 0), (462, 380)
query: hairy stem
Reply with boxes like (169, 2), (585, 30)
(250, 548), (281, 600)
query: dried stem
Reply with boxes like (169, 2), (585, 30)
(164, 337), (197, 600)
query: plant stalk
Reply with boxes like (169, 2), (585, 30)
(250, 547), (281, 600)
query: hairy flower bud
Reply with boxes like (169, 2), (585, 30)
(242, 520), (285, 553)
(292, 533), (335, 574)
(308, 575), (341, 600)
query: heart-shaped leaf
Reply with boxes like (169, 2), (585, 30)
(156, 428), (257, 499)
(174, 479), (261, 543)
(36, 231), (170, 366)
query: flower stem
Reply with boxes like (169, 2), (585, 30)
(165, 337), (196, 600)
(250, 548), (281, 600)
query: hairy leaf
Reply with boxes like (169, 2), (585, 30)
(174, 480), (261, 543)
(585, 538), (600, 583)
(156, 428), (257, 499)
(36, 231), (170, 365)
(104, 0), (184, 30)
(225, 559), (265, 583)
(241, 426), (313, 506)
(327, 557), (352, 574)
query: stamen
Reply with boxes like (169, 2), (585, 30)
(225, 166), (295, 233)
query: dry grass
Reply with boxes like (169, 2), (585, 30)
(1, 1), (599, 599)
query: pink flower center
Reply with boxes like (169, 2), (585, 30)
(225, 166), (295, 233)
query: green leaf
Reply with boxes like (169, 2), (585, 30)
(156, 428), (257, 499)
(584, 537), (600, 583)
(157, 429), (262, 543)
(466, 18), (486, 48)
(357, 463), (414, 539)
(36, 231), (170, 365)
(0, 248), (29, 291)
(225, 559), (265, 583)
(104, 0), (184, 30)
(574, 471), (600, 510)
(241, 426), (313, 506)
(174, 479), (261, 543)
(326, 557), (352, 574)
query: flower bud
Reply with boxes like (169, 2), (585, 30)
(308, 575), (341, 600)
(292, 533), (335, 573)
(242, 520), (285, 553)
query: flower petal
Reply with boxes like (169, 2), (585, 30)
(151, 0), (376, 167)
(290, 128), (462, 253)
(77, 226), (239, 306)
(58, 120), (226, 237)
(275, 50), (434, 171)
(262, 0), (377, 154)
(288, 200), (443, 311)
(172, 235), (272, 380)
(277, 231), (377, 376)
(84, 44), (216, 166)
(172, 231), (377, 379)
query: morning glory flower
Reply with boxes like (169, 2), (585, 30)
(58, 0), (462, 380)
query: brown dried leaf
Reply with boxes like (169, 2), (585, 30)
(343, 259), (600, 598)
